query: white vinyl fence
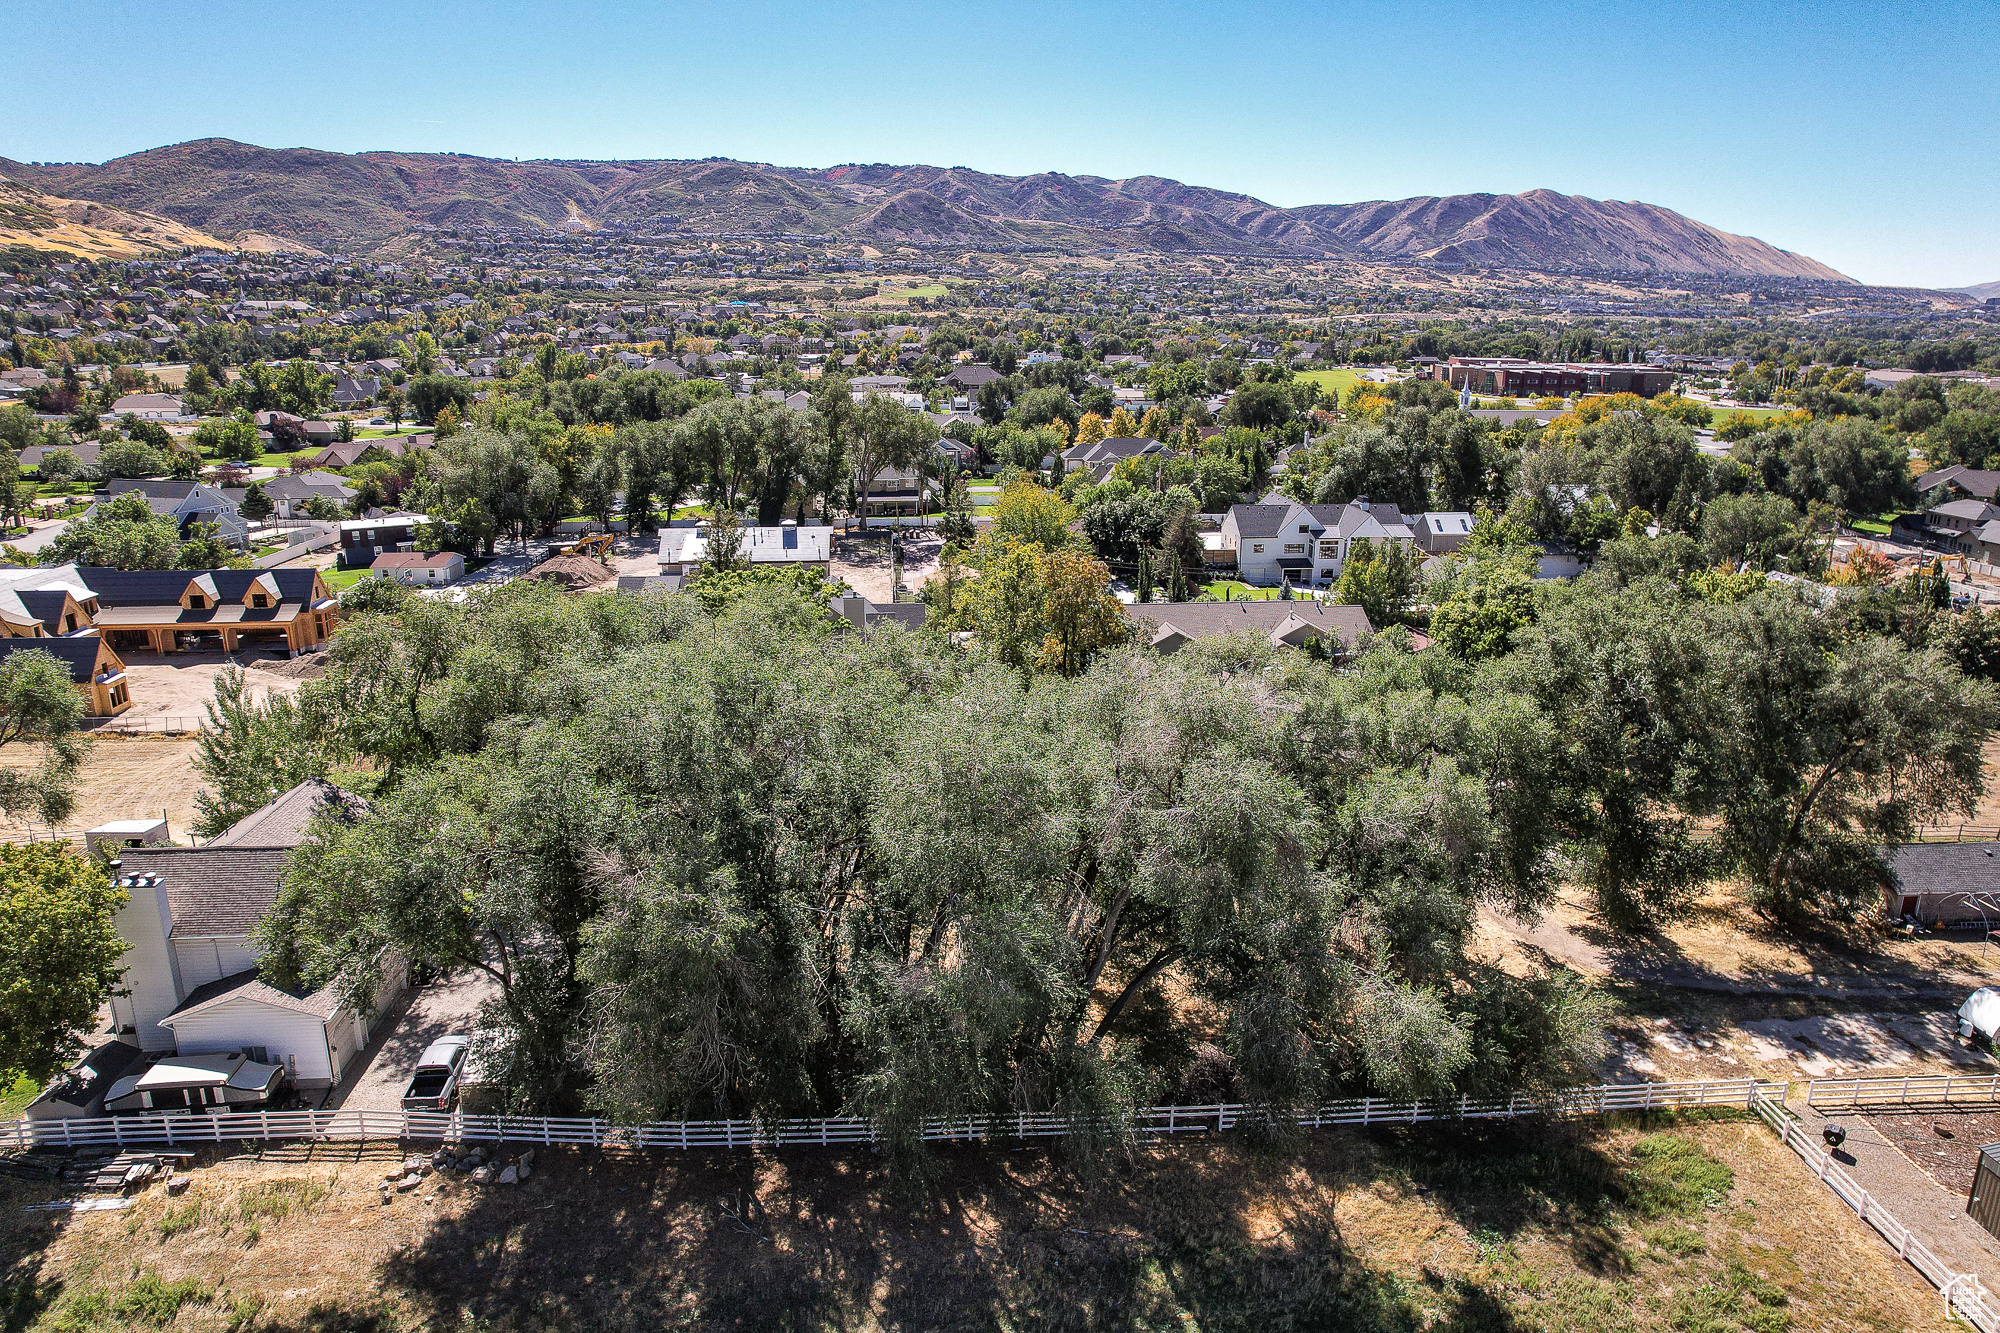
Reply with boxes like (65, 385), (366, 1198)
(1807, 1073), (2000, 1111)
(2, 1078), (1775, 1154)
(1750, 1087), (1999, 1332)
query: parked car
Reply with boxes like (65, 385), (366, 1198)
(401, 1035), (471, 1111)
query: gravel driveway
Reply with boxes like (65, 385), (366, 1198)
(327, 965), (500, 1112)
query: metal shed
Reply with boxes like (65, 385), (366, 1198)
(1969, 1142), (2000, 1239)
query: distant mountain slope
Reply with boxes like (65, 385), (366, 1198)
(1957, 280), (2000, 301)
(1287, 190), (1848, 281)
(0, 139), (1852, 280)
(0, 174), (233, 258)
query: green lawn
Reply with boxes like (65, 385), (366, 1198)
(1193, 580), (1298, 602)
(322, 567), (371, 591)
(0, 1072), (37, 1118)
(1851, 512), (1899, 536)
(1710, 406), (1792, 423)
(1292, 368), (1371, 401)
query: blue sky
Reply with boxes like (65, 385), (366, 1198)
(11, 0), (1996, 289)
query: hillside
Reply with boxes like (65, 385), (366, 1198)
(0, 175), (232, 258)
(1957, 279), (2000, 301)
(0, 1121), (1958, 1332)
(0, 139), (1851, 279)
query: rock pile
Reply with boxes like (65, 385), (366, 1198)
(427, 1143), (537, 1185)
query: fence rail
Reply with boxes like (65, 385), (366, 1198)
(0, 1078), (1776, 1154)
(1752, 1092), (1999, 1331)
(1807, 1074), (2000, 1111)
(84, 714), (207, 736)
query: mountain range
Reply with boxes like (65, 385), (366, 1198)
(0, 138), (1852, 281)
(1957, 280), (2000, 301)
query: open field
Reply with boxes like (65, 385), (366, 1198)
(0, 1115), (1955, 1332)
(1293, 367), (1370, 400)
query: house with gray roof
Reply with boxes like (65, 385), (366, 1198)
(1220, 498), (1417, 587)
(262, 471), (357, 519)
(1880, 842), (2000, 925)
(1061, 435), (1167, 481)
(1124, 600), (1375, 657)
(98, 479), (252, 546)
(106, 780), (404, 1090)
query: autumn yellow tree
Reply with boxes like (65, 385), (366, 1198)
(1107, 406), (1139, 438)
(1035, 547), (1130, 676)
(1137, 407), (1170, 441)
(1073, 413), (1108, 449)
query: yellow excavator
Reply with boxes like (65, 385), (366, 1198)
(560, 532), (614, 561)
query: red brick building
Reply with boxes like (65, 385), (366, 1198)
(1422, 357), (1676, 398)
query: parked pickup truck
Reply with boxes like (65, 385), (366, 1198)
(400, 1035), (471, 1112)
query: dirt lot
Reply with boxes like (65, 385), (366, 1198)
(0, 736), (206, 842)
(832, 530), (942, 604)
(1862, 1108), (2000, 1197)
(0, 1116), (1956, 1332)
(114, 651), (307, 722)
(0, 654), (308, 843)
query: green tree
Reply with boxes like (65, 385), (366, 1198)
(35, 448), (83, 485)
(41, 491), (185, 570)
(194, 418), (260, 463)
(1335, 537), (1418, 627)
(849, 394), (933, 529)
(407, 331), (440, 377)
(242, 581), (1602, 1154)
(94, 439), (166, 479)
(238, 482), (274, 523)
(0, 648), (89, 828)
(191, 668), (334, 838)
(987, 478), (1076, 551)
(0, 843), (126, 1084)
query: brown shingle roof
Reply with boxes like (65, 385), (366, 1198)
(164, 968), (343, 1021)
(1123, 600), (1375, 650)
(117, 846), (291, 937)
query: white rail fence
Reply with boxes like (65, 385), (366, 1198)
(2, 1078), (1775, 1154)
(1751, 1090), (1999, 1332)
(1807, 1074), (2000, 1110)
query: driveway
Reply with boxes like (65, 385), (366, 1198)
(327, 965), (500, 1111)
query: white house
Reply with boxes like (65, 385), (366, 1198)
(370, 550), (465, 585)
(109, 392), (185, 421)
(104, 780), (404, 1091)
(1220, 498), (1420, 588)
(657, 520), (833, 576)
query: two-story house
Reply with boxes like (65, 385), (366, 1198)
(105, 780), (405, 1092)
(1221, 498), (1418, 588)
(98, 479), (253, 547)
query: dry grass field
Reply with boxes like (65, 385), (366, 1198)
(0, 1115), (1956, 1332)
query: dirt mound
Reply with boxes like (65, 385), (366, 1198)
(525, 554), (614, 591)
(247, 650), (330, 680)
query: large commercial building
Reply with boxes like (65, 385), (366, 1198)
(1421, 357), (1676, 398)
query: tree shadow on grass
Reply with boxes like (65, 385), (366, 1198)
(1368, 1118), (1644, 1279)
(365, 1137), (1531, 1332)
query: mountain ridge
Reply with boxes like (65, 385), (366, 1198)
(0, 138), (1853, 281)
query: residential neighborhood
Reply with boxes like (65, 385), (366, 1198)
(1, 23), (1999, 1326)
